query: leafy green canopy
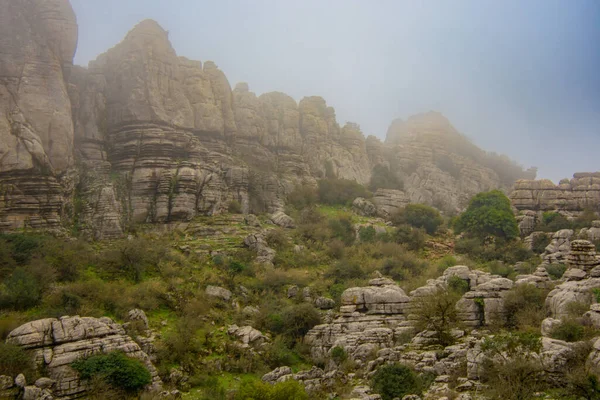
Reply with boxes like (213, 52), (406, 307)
(455, 190), (518, 240)
(71, 351), (151, 392)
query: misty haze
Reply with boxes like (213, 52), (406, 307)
(0, 1), (599, 400)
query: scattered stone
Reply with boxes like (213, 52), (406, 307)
(206, 285), (232, 301)
(352, 197), (377, 217)
(315, 297), (336, 310)
(14, 374), (26, 388)
(270, 211), (295, 228)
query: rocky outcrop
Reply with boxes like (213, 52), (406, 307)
(542, 229), (574, 265)
(510, 172), (600, 213)
(6, 316), (162, 399)
(384, 112), (534, 211)
(0, 0), (78, 231)
(305, 278), (410, 361)
(371, 189), (409, 219)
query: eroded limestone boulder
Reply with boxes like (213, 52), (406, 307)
(6, 316), (162, 398)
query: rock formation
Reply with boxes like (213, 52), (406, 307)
(6, 315), (162, 399)
(511, 172), (600, 213)
(0, 0), (538, 239)
(0, 0), (78, 231)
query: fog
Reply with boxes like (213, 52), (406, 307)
(71, 0), (600, 182)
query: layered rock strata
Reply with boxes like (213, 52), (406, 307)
(1, 0), (538, 238)
(511, 172), (600, 213)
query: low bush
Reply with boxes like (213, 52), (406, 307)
(550, 319), (585, 342)
(394, 225), (426, 251)
(531, 234), (551, 254)
(371, 363), (426, 400)
(358, 226), (377, 243)
(286, 184), (318, 210)
(546, 263), (567, 280)
(71, 351), (152, 393)
(503, 284), (549, 331)
(0, 343), (36, 381)
(480, 332), (545, 400)
(325, 260), (364, 283)
(393, 204), (443, 235)
(411, 288), (460, 346)
(331, 346), (348, 364)
(265, 229), (289, 250)
(235, 379), (308, 400)
(536, 212), (572, 232)
(329, 215), (356, 246)
(228, 200), (243, 214)
(447, 275), (470, 295)
(281, 303), (321, 340)
(318, 178), (370, 206)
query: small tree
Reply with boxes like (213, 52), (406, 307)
(412, 288), (460, 346)
(479, 332), (545, 400)
(455, 190), (519, 240)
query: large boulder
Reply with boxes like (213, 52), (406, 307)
(6, 316), (162, 398)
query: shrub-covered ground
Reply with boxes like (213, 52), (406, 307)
(0, 188), (595, 399)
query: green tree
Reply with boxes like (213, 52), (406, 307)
(455, 190), (519, 240)
(71, 351), (152, 393)
(394, 204), (443, 234)
(371, 363), (425, 400)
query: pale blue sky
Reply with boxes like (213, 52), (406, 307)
(71, 0), (600, 182)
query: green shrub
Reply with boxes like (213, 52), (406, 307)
(536, 212), (572, 232)
(71, 351), (152, 393)
(329, 215), (356, 246)
(318, 178), (370, 206)
(326, 239), (346, 259)
(503, 284), (549, 331)
(325, 260), (364, 283)
(393, 204), (443, 235)
(281, 303), (321, 340)
(369, 164), (403, 191)
(286, 184), (318, 210)
(573, 209), (598, 230)
(394, 224), (426, 251)
(436, 255), (458, 273)
(546, 263), (566, 280)
(358, 226), (377, 243)
(0, 233), (46, 265)
(0, 266), (44, 310)
(380, 254), (429, 281)
(479, 332), (544, 400)
(234, 379), (308, 400)
(455, 190), (519, 240)
(550, 319), (585, 342)
(486, 261), (513, 278)
(266, 229), (289, 250)
(371, 363), (425, 400)
(331, 346), (348, 364)
(411, 288), (460, 346)
(447, 275), (470, 295)
(228, 200), (243, 214)
(0, 343), (36, 381)
(531, 234), (551, 254)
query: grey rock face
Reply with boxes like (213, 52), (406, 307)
(6, 316), (162, 398)
(0, 0), (78, 231)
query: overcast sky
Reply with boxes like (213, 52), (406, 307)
(71, 0), (599, 182)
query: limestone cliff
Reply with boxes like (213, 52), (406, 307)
(385, 111), (536, 212)
(0, 0), (78, 231)
(1, 1), (540, 239)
